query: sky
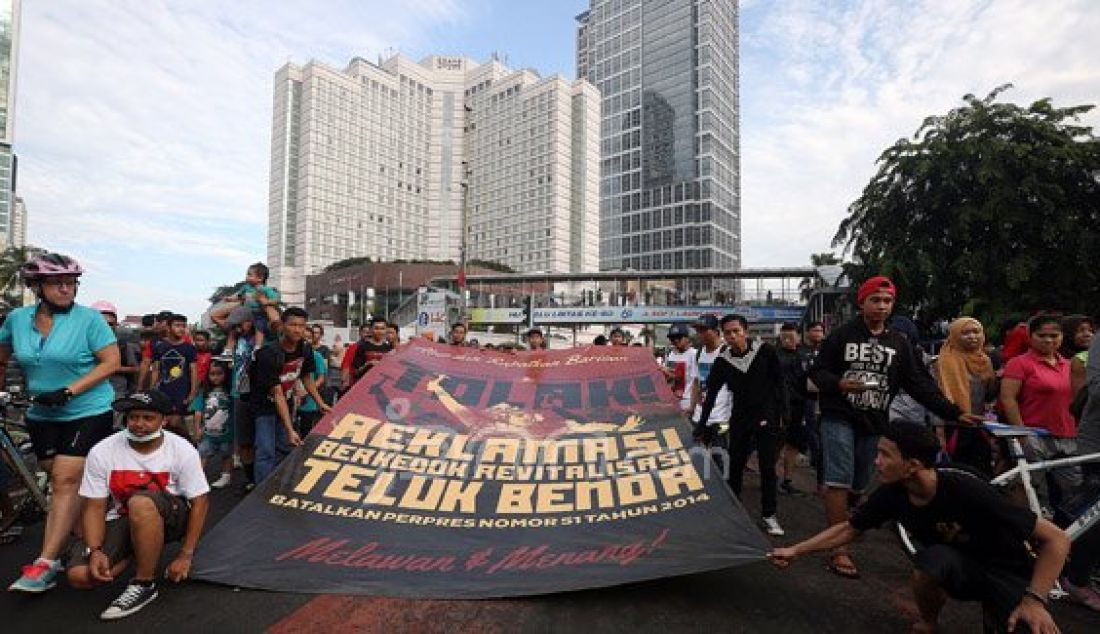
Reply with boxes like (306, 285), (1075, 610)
(14, 0), (1100, 319)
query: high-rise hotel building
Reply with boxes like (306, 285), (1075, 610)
(0, 0), (20, 248)
(267, 54), (600, 305)
(577, 0), (740, 281)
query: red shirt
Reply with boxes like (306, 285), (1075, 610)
(195, 351), (212, 383)
(341, 342), (359, 370)
(1001, 323), (1030, 362)
(1003, 350), (1076, 438)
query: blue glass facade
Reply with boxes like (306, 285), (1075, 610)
(578, 0), (740, 283)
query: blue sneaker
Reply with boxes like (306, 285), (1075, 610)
(8, 558), (62, 593)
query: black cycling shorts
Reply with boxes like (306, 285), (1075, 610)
(26, 411), (115, 460)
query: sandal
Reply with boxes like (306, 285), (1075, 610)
(826, 551), (860, 579)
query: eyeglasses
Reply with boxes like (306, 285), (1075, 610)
(42, 279), (81, 289)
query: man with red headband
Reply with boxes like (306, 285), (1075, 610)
(807, 275), (981, 579)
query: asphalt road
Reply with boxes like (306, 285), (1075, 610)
(2, 464), (1097, 633)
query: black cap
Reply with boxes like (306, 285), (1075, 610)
(694, 314), (720, 331)
(112, 390), (174, 415)
(668, 323), (691, 339)
(156, 310), (174, 321)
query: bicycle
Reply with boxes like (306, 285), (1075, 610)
(0, 389), (49, 526)
(897, 421), (1100, 600)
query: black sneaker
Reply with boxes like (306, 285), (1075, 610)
(100, 580), (158, 620)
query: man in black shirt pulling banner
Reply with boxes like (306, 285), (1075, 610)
(768, 423), (1069, 634)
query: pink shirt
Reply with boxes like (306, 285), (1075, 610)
(1003, 350), (1076, 438)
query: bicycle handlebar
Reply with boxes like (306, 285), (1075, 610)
(930, 419), (1051, 438)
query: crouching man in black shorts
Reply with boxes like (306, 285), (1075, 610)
(769, 423), (1069, 634)
(67, 390), (210, 620)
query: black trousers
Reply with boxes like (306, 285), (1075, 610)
(727, 419), (781, 517)
(914, 544), (1032, 633)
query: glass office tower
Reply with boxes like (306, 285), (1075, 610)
(577, 0), (740, 290)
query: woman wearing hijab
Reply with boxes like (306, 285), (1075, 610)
(936, 317), (997, 476)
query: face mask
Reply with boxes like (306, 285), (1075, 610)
(124, 428), (163, 443)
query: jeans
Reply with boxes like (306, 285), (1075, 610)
(254, 414), (292, 484)
(1024, 436), (1081, 517)
(821, 416), (879, 493)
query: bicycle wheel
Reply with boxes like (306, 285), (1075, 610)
(0, 426), (48, 513)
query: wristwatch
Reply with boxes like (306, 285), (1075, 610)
(85, 545), (104, 556)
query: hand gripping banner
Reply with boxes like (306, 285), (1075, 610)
(192, 340), (770, 597)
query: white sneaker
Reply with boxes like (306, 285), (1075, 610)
(211, 472), (231, 489)
(762, 516), (785, 536)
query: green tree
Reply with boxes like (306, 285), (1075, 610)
(834, 86), (1100, 324)
(0, 246), (35, 312)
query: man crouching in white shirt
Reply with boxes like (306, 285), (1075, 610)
(66, 389), (210, 620)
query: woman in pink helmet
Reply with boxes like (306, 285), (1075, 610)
(0, 252), (121, 593)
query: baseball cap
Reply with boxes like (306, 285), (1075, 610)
(668, 323), (691, 340)
(694, 314), (720, 331)
(226, 306), (253, 327)
(112, 390), (174, 415)
(156, 310), (174, 321)
(857, 276), (897, 305)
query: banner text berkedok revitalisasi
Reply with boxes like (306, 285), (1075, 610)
(279, 412), (706, 518)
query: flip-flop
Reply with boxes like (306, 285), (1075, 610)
(826, 553), (861, 579)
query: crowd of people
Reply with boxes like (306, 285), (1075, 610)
(0, 252), (1097, 632)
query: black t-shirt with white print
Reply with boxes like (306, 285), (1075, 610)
(248, 339), (316, 417)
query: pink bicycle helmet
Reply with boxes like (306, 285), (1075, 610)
(20, 252), (84, 281)
(90, 300), (118, 315)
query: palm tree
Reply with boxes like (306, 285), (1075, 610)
(799, 252), (841, 301)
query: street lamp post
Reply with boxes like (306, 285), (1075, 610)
(459, 161), (470, 323)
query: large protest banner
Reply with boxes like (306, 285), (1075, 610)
(192, 340), (770, 598)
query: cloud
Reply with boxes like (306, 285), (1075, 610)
(16, 0), (1098, 320)
(739, 0), (1100, 268)
(16, 0), (468, 318)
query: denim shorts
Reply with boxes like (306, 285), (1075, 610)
(821, 416), (879, 493)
